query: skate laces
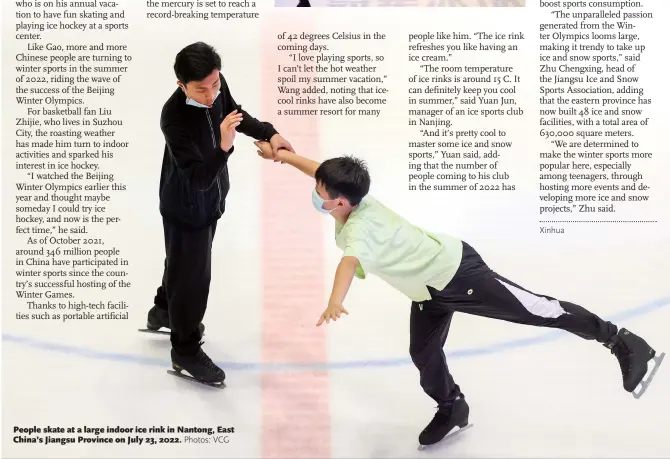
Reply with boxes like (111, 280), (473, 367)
(608, 337), (632, 376)
(428, 404), (452, 425)
(195, 342), (220, 372)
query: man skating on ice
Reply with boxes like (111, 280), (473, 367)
(253, 140), (664, 446)
(145, 42), (294, 386)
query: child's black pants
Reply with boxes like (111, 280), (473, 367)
(409, 241), (618, 407)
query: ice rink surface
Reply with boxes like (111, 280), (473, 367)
(3, 302), (669, 458)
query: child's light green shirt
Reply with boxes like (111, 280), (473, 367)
(335, 195), (463, 302)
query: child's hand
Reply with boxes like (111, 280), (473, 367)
(254, 140), (275, 160)
(316, 303), (349, 326)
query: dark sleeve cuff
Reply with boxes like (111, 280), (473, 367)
(222, 145), (235, 158)
(265, 125), (279, 141)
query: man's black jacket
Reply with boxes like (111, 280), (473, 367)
(158, 72), (278, 229)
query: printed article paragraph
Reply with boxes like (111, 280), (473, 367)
(13, 0), (133, 322)
(407, 30), (523, 193)
(537, 0), (656, 226)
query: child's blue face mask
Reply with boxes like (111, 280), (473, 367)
(185, 90), (220, 108)
(312, 189), (335, 214)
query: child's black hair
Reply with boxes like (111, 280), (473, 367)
(315, 156), (370, 206)
(174, 42), (221, 84)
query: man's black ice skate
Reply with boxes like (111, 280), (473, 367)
(418, 394), (472, 449)
(139, 305), (205, 336)
(605, 328), (665, 399)
(168, 346), (226, 389)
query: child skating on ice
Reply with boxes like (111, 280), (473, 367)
(254, 140), (665, 447)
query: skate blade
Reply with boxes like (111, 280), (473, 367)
(138, 328), (170, 335)
(632, 352), (665, 399)
(417, 423), (473, 451)
(167, 369), (226, 389)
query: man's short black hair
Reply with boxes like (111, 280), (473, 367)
(174, 42), (221, 84)
(315, 156), (370, 206)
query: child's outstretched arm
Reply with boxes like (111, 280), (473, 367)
(317, 255), (358, 326)
(255, 140), (320, 178)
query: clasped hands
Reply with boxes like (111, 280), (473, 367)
(254, 139), (292, 163)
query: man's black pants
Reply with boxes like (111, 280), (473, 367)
(154, 218), (218, 355)
(409, 241), (618, 407)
